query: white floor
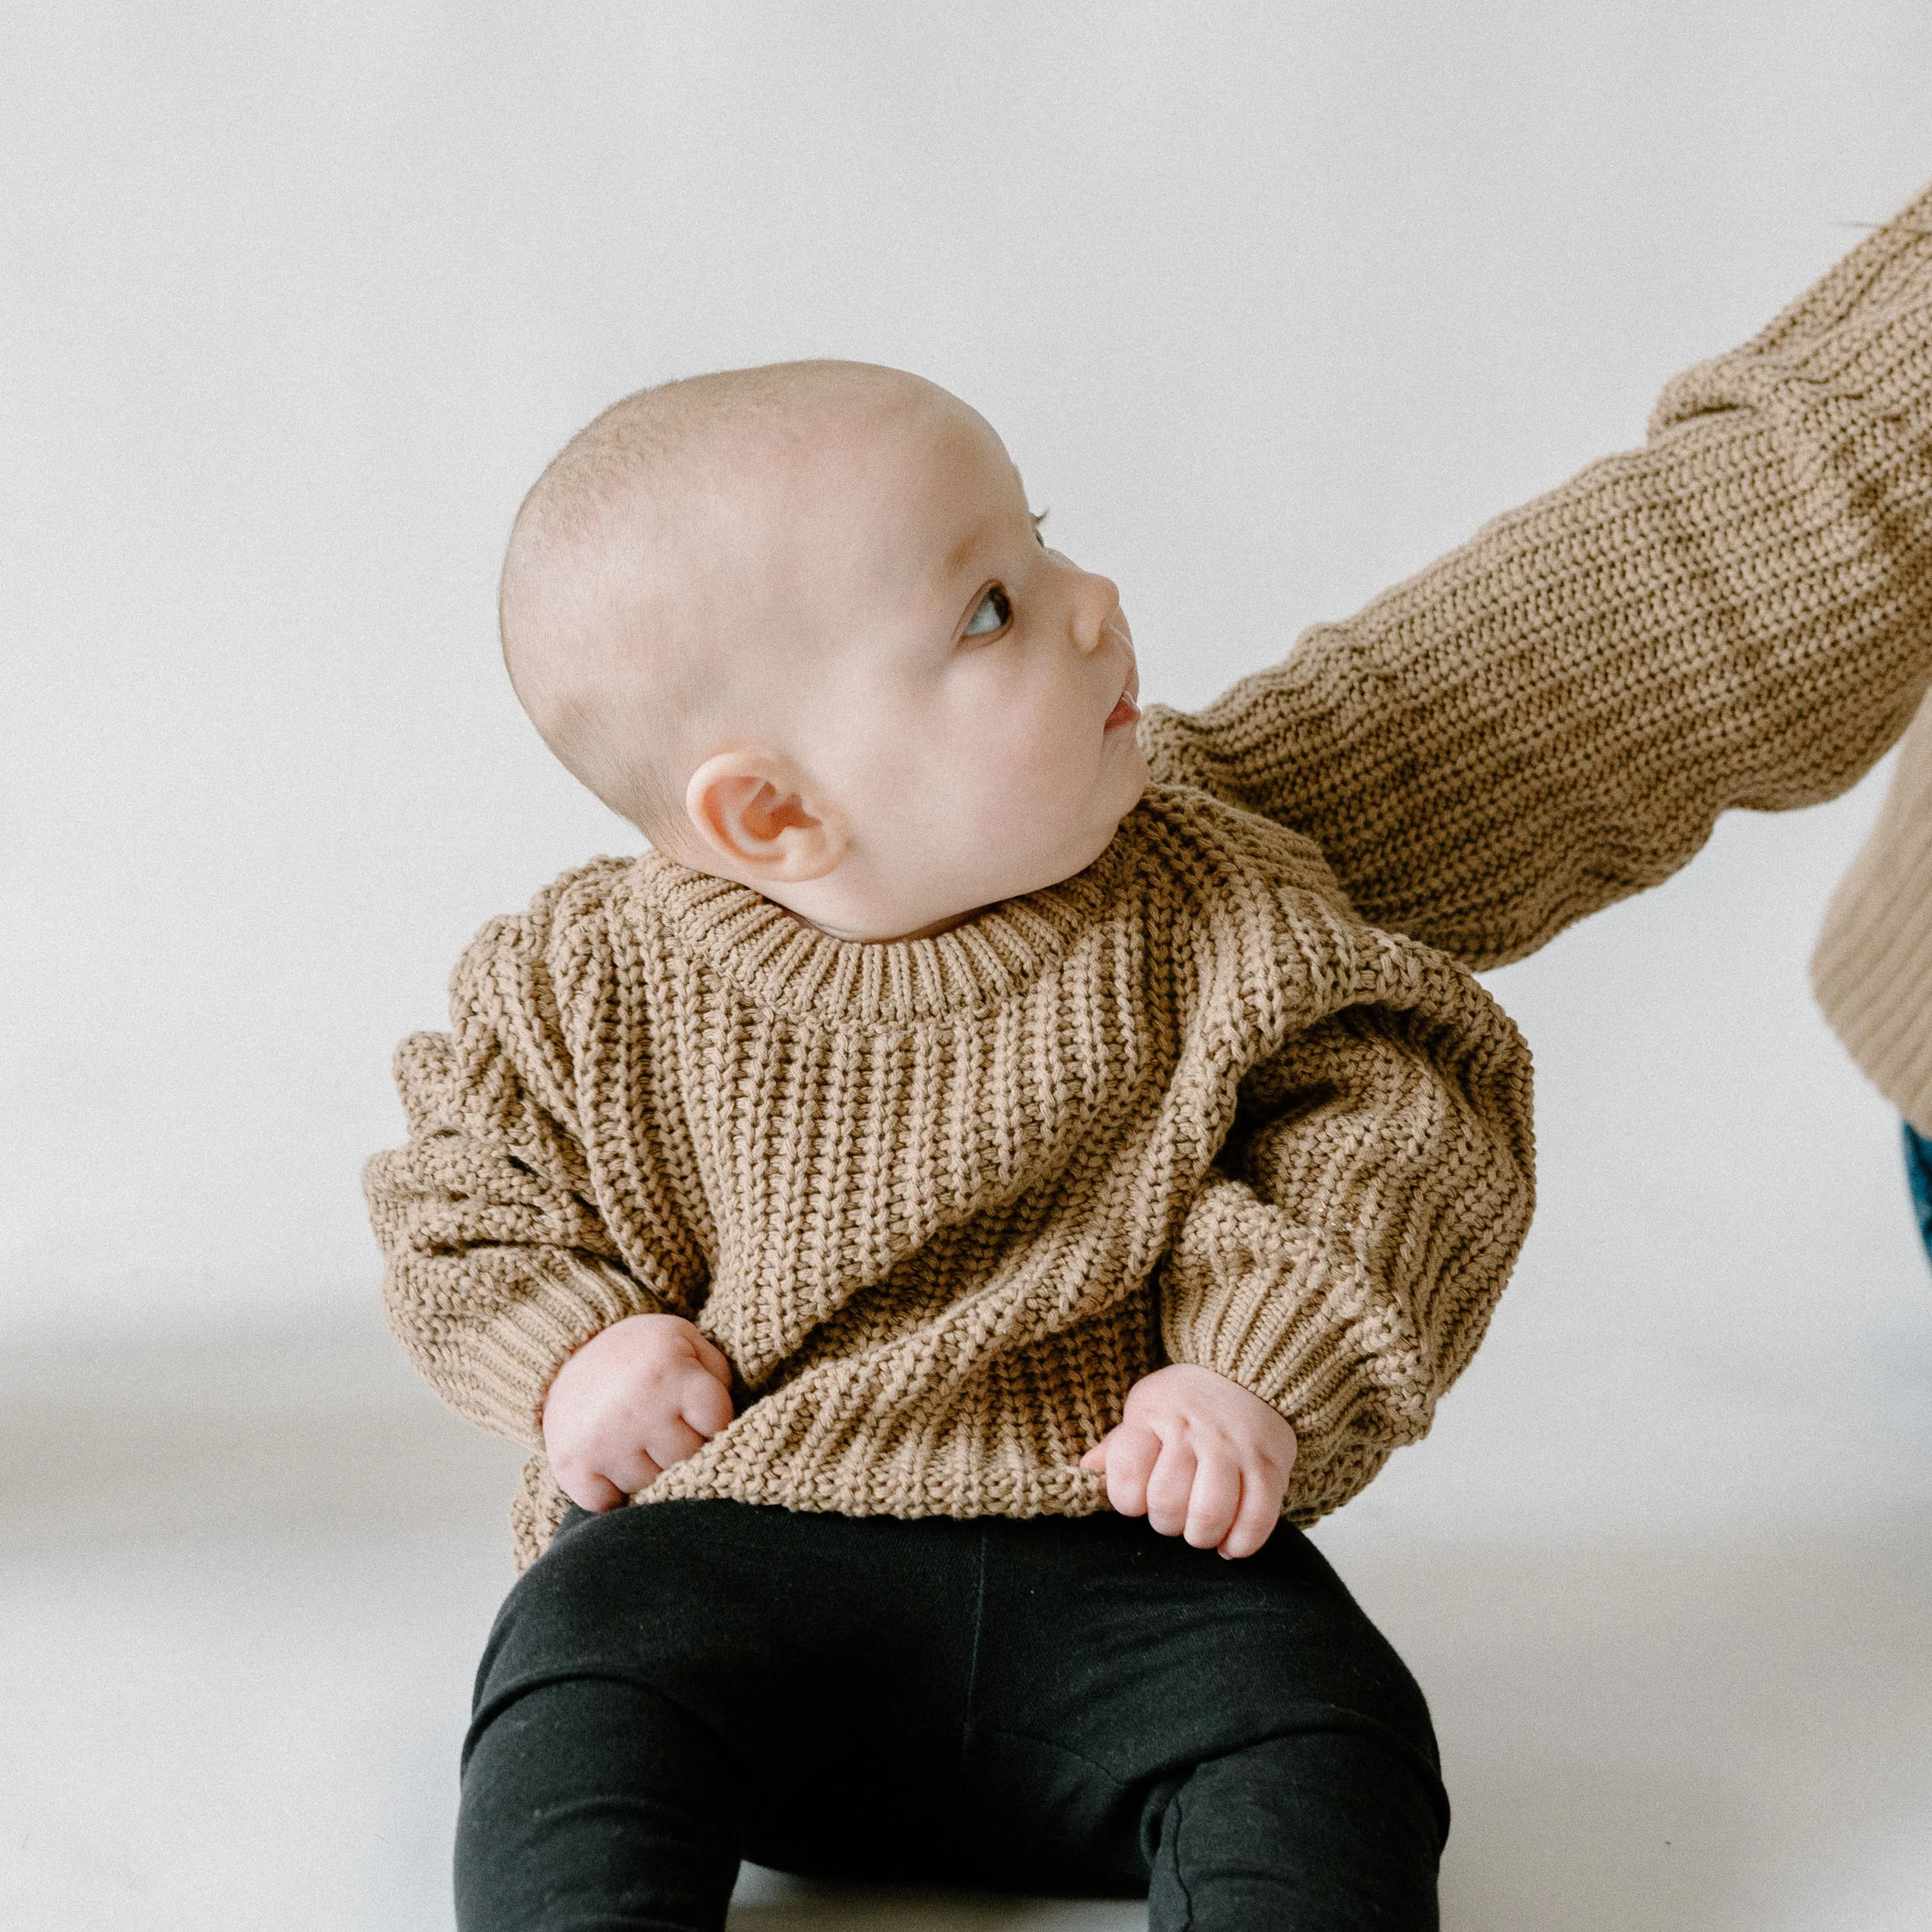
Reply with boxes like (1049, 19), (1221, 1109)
(6, 805), (1932, 1930)
(3, 1307), (1927, 1932)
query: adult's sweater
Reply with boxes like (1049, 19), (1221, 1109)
(1813, 690), (1932, 1135)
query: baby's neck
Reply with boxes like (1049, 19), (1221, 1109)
(788, 903), (983, 945)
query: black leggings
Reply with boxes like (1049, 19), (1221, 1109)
(457, 1501), (1447, 1931)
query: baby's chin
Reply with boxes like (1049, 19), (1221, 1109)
(977, 793), (1148, 909)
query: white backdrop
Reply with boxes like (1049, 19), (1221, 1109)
(5, 2), (1930, 1534)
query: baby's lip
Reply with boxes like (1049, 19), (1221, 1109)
(1104, 674), (1141, 733)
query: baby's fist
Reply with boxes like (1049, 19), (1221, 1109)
(542, 1312), (735, 1512)
(1080, 1363), (1296, 1558)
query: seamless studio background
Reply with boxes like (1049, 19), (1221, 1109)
(4, 5), (1931, 1930)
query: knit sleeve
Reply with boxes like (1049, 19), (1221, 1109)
(1157, 973), (1536, 1523)
(1139, 179), (1932, 969)
(361, 891), (704, 1449)
(1810, 688), (1932, 1134)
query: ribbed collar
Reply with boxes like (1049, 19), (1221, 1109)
(621, 802), (1151, 1026)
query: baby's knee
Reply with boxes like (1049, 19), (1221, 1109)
(471, 1504), (649, 1702)
(1349, 1628), (1440, 1770)
(1145, 1729), (1446, 1932)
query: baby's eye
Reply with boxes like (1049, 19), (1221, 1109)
(963, 584), (1012, 638)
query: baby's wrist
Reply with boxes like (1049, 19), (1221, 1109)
(1131, 1362), (1296, 1443)
(546, 1313), (698, 1421)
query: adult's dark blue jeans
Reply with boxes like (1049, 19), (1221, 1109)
(1905, 1123), (1932, 1265)
(456, 1498), (1448, 1931)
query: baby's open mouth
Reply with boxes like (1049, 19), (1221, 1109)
(1104, 676), (1141, 733)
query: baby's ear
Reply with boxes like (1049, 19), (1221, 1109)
(684, 751), (847, 882)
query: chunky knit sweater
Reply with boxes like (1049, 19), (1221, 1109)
(367, 795), (1535, 1567)
(368, 182), (1932, 1570)
(1141, 183), (1932, 973)
(1813, 691), (1932, 1135)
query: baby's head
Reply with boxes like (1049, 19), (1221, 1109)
(499, 361), (1144, 942)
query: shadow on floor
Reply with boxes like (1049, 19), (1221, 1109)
(1328, 1519), (1932, 1932)
(3, 1311), (1926, 1930)
(728, 1874), (1140, 1930)
(0, 1304), (530, 1551)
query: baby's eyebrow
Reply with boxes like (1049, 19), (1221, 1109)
(940, 519), (996, 581)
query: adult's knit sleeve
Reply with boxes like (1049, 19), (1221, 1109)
(1158, 970), (1536, 1524)
(1139, 179), (1932, 969)
(362, 895), (703, 1449)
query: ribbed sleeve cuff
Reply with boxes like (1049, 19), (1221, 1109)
(459, 1255), (667, 1447)
(1158, 1184), (1435, 1453)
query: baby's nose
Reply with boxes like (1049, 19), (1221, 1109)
(1072, 570), (1123, 654)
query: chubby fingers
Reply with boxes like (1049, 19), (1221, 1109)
(1083, 1421), (1208, 1540)
(1080, 1422), (1293, 1558)
(1216, 1465), (1285, 1560)
(596, 1359), (734, 1496)
(552, 1442), (661, 1513)
(678, 1359), (735, 1440)
(687, 1329), (735, 1392)
(561, 1467), (629, 1513)
(546, 1343), (738, 1515)
(1183, 1449), (1244, 1552)
(1083, 1419), (1158, 1521)
(1143, 1436), (1199, 1539)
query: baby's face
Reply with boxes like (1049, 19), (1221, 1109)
(680, 387), (1146, 940)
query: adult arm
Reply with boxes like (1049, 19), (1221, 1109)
(1141, 179), (1932, 968)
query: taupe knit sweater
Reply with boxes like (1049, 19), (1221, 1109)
(368, 797), (1535, 1567)
(368, 183), (1932, 1570)
(1813, 691), (1932, 1134)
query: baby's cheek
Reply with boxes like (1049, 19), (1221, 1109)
(994, 718), (1098, 812)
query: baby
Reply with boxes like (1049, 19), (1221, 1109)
(493, 360), (1506, 1560)
(368, 189), (1932, 1932)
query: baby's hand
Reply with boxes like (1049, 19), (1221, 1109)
(1080, 1363), (1296, 1559)
(542, 1312), (735, 1511)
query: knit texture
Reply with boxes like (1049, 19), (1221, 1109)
(366, 793), (1535, 1569)
(368, 183), (1932, 1570)
(1140, 182), (1932, 971)
(1813, 692), (1932, 1135)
